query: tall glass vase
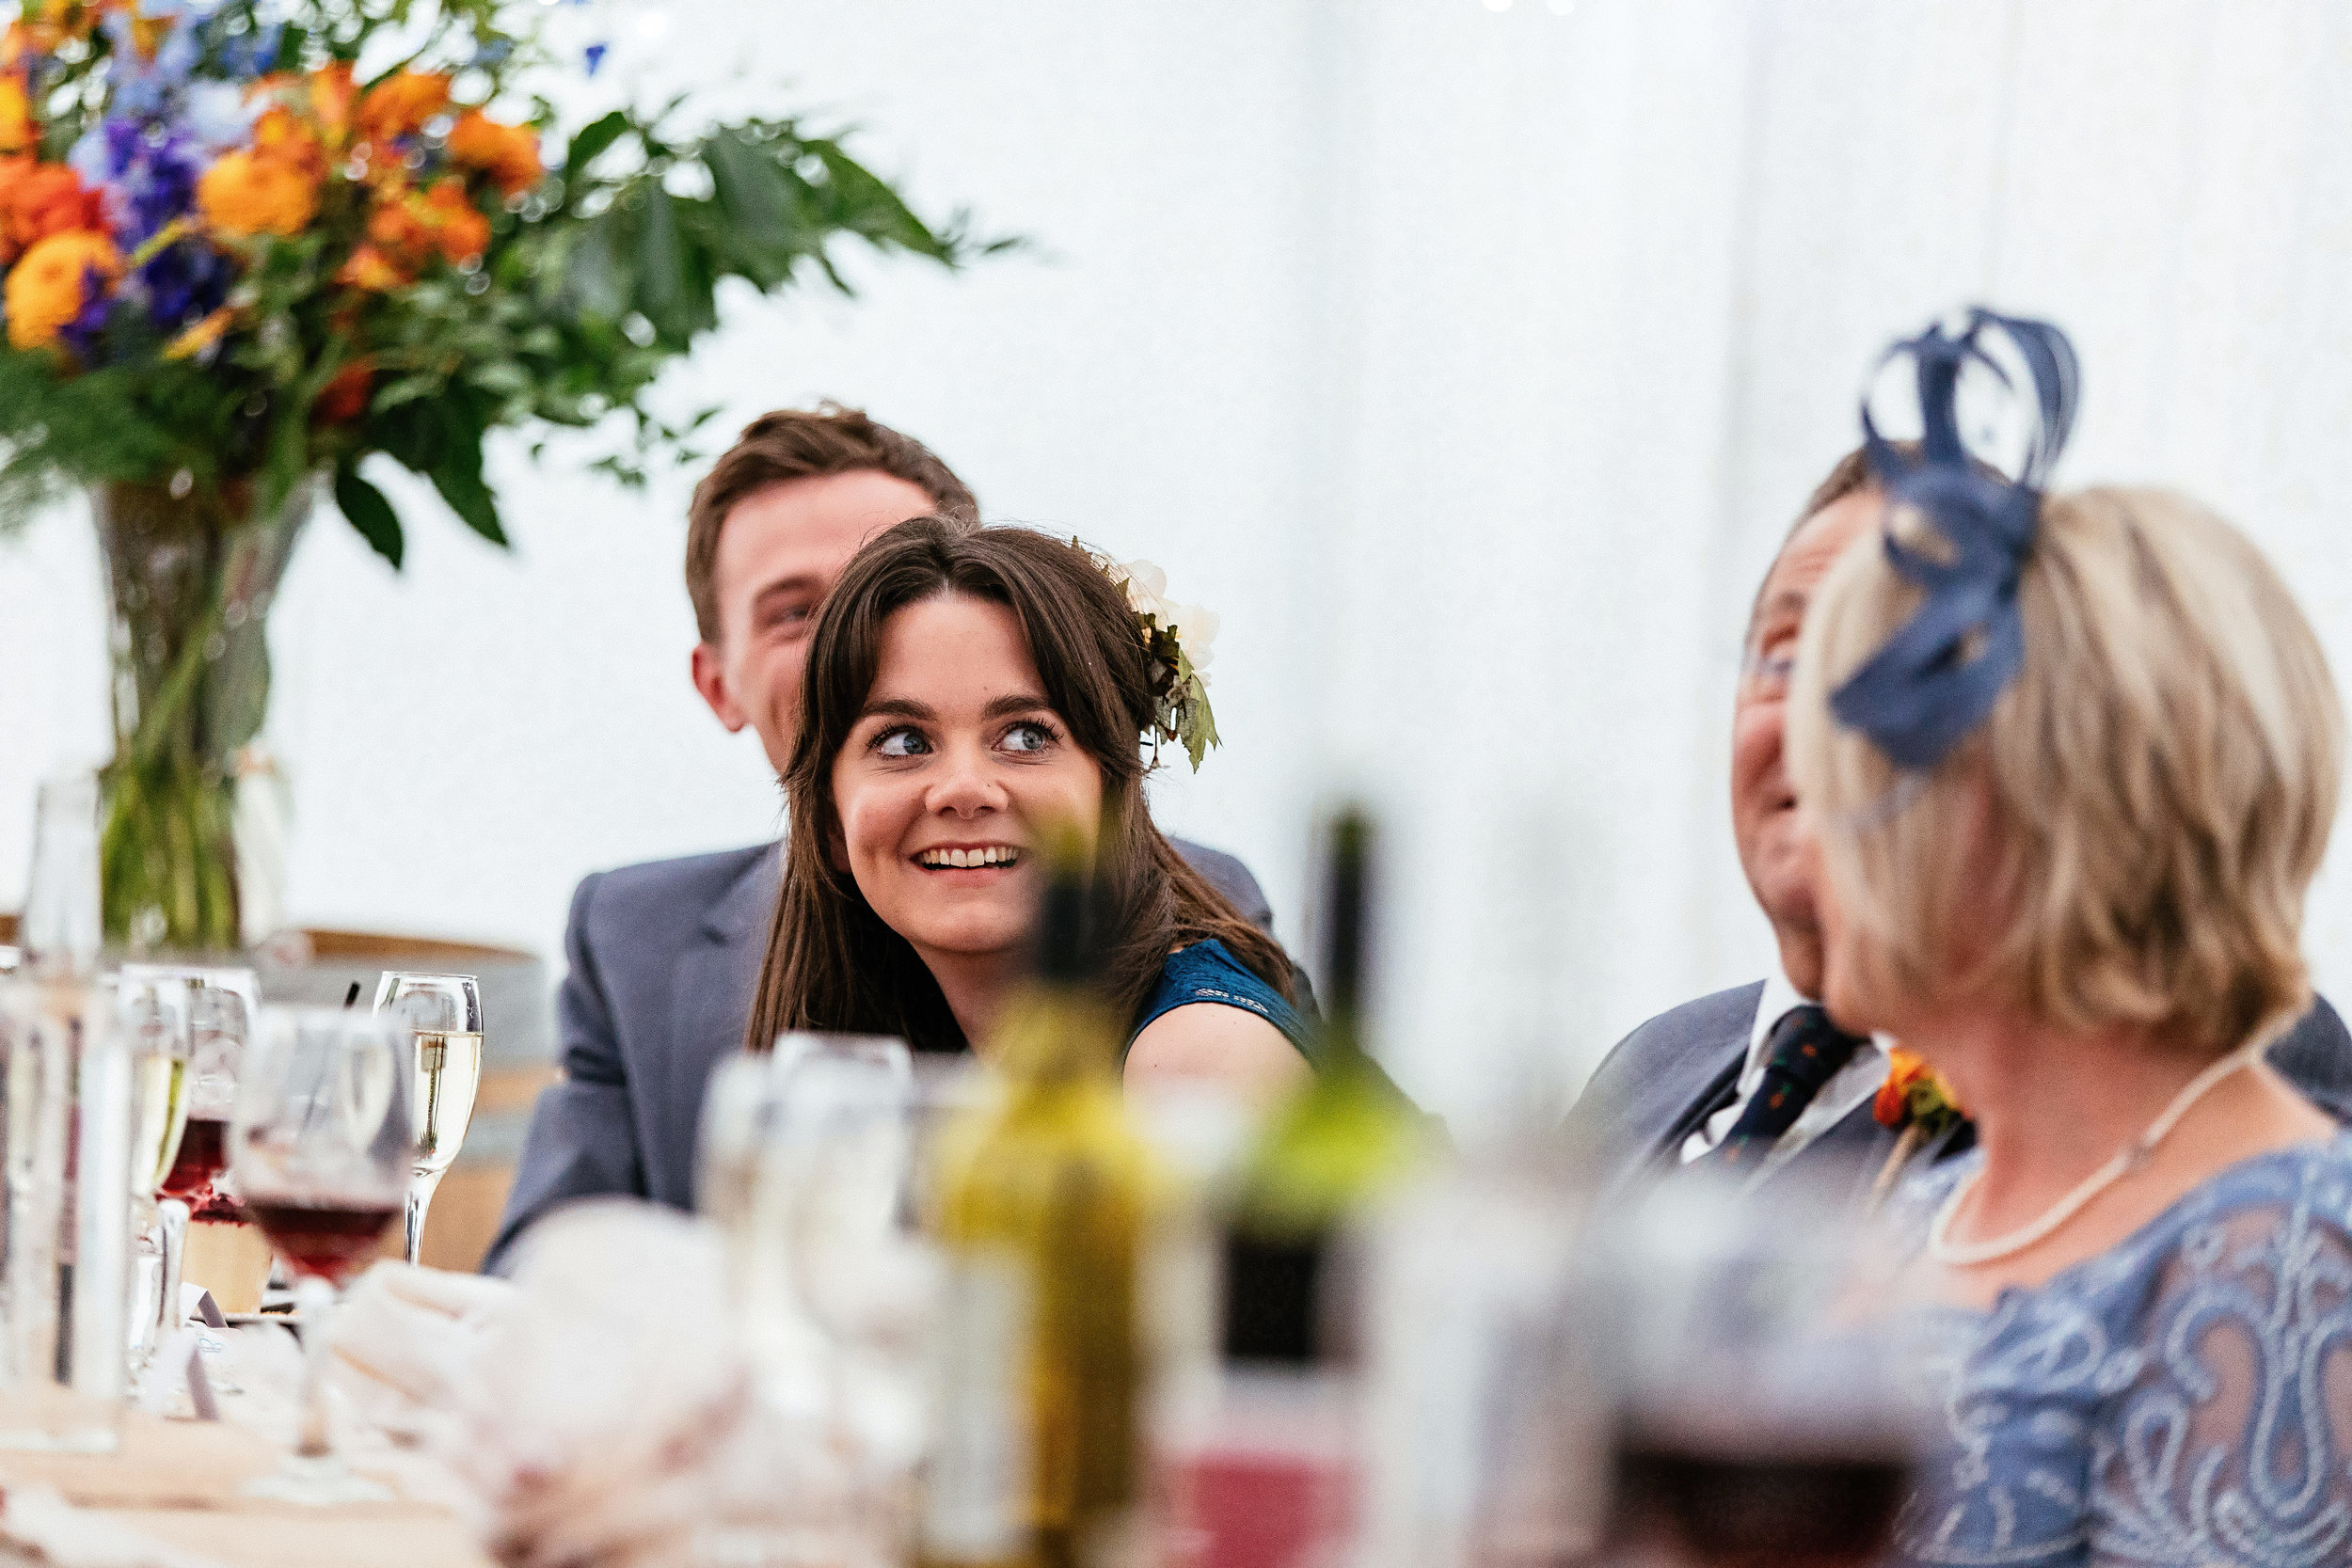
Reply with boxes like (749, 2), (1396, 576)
(92, 478), (315, 956)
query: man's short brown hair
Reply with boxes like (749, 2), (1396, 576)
(685, 405), (977, 642)
(1800, 444), (1877, 522)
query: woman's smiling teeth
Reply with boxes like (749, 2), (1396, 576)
(917, 846), (1021, 869)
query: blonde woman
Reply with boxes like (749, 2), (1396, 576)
(1788, 312), (2352, 1566)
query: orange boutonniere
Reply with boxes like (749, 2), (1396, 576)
(1873, 1048), (1964, 1137)
(1867, 1047), (1967, 1210)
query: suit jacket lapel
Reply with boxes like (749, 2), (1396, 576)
(1650, 1049), (1745, 1174)
(660, 844), (782, 1207)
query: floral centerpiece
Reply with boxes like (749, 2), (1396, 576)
(0, 0), (993, 952)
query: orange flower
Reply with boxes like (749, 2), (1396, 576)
(197, 150), (319, 239)
(1, 24), (52, 71)
(313, 357), (373, 424)
(6, 228), (120, 350)
(336, 244), (407, 293)
(425, 182), (490, 263)
(250, 105), (328, 185)
(0, 76), (35, 159)
(356, 71), (450, 148)
(0, 162), (102, 259)
(367, 178), (488, 269)
(445, 111), (541, 199)
(306, 62), (358, 152)
(1872, 1047), (1965, 1133)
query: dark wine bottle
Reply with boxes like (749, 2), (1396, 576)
(1161, 808), (1428, 1568)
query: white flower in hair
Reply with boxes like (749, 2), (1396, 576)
(1089, 552), (1222, 769)
(1107, 559), (1172, 619)
(1168, 603), (1218, 676)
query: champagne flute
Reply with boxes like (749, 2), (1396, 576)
(115, 974), (195, 1375)
(370, 973), (484, 1266)
(232, 1006), (409, 1504)
(122, 964), (257, 1350)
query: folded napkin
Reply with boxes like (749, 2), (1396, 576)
(450, 1199), (886, 1568)
(0, 1486), (229, 1568)
(332, 1260), (517, 1449)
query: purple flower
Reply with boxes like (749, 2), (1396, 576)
(72, 118), (231, 342)
(56, 264), (118, 363)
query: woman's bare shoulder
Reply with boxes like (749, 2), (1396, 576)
(1125, 1002), (1309, 1103)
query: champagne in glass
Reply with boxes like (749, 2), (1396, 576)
(371, 973), (484, 1266)
(115, 974), (194, 1375)
(232, 1006), (410, 1504)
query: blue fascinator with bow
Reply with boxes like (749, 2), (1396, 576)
(1828, 308), (2081, 771)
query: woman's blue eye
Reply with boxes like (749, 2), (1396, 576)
(876, 727), (930, 758)
(1001, 721), (1053, 753)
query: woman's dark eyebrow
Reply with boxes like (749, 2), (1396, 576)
(981, 694), (1055, 720)
(860, 697), (936, 721)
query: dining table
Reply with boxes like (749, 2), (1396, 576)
(0, 1410), (494, 1568)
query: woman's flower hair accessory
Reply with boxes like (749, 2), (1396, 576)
(1833, 307), (2078, 771)
(1090, 552), (1220, 770)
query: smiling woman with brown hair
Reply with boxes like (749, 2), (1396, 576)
(742, 515), (1311, 1101)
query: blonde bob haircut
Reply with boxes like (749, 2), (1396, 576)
(1787, 485), (2344, 1056)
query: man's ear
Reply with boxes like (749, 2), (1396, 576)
(691, 641), (749, 732)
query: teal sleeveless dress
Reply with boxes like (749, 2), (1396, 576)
(1125, 939), (1315, 1063)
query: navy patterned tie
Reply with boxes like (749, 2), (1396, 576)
(1713, 1005), (1867, 1170)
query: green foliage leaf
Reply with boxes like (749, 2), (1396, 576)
(564, 110), (632, 191)
(429, 424), (506, 547)
(334, 463), (405, 569)
(809, 141), (950, 260)
(705, 132), (808, 286)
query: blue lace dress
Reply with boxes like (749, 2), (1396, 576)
(1891, 1133), (2352, 1567)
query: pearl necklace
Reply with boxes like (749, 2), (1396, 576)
(1926, 1041), (2263, 1268)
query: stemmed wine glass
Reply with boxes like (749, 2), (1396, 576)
(115, 974), (196, 1376)
(121, 964), (257, 1351)
(756, 1034), (949, 1473)
(231, 1006), (410, 1505)
(370, 973), (483, 1266)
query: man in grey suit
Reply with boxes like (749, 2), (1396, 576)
(485, 409), (1276, 1273)
(1565, 446), (2352, 1199)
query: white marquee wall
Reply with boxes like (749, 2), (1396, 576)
(3, 0), (2348, 1127)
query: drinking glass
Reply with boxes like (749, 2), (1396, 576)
(114, 974), (195, 1375)
(1600, 1167), (1926, 1568)
(370, 973), (484, 1265)
(757, 1036), (968, 1487)
(120, 964), (257, 1352)
(230, 1006), (410, 1504)
(701, 1052), (782, 1306)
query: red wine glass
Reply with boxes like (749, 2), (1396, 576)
(230, 1006), (410, 1504)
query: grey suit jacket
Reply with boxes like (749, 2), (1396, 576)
(485, 836), (1277, 1274)
(1566, 981), (2352, 1204)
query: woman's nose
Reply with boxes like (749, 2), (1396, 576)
(928, 745), (1005, 817)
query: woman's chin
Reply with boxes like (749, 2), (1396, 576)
(893, 907), (1034, 963)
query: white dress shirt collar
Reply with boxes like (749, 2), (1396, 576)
(1678, 966), (1890, 1167)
